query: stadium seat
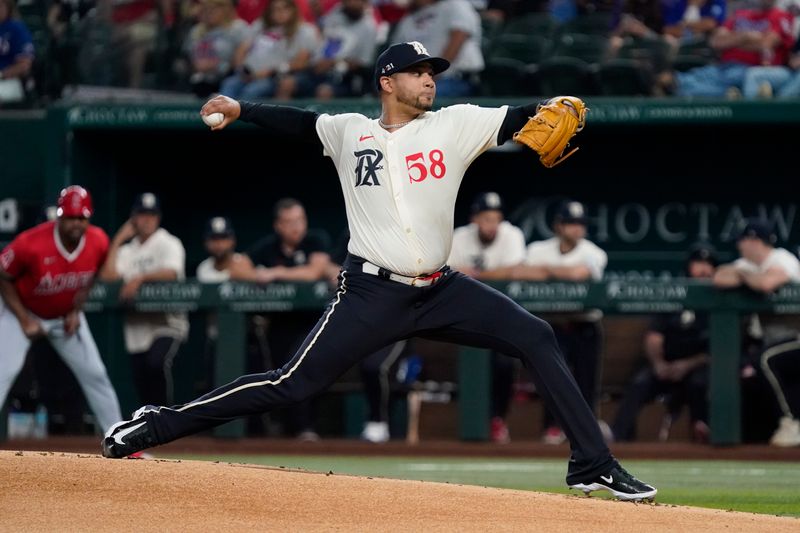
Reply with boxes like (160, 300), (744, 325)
(552, 33), (610, 64)
(488, 34), (552, 64)
(502, 12), (560, 39)
(481, 57), (528, 97)
(596, 59), (653, 96)
(671, 54), (713, 72)
(528, 56), (598, 96)
(616, 37), (673, 72)
(561, 11), (614, 35)
(481, 16), (504, 54)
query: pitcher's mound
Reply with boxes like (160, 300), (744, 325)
(0, 451), (795, 532)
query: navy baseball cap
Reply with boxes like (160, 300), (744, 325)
(374, 41), (450, 89)
(554, 200), (588, 225)
(471, 192), (504, 215)
(736, 217), (776, 244)
(205, 216), (235, 239)
(131, 192), (161, 215)
(686, 242), (719, 266)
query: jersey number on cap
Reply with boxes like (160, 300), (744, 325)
(406, 150), (447, 183)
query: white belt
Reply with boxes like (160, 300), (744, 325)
(361, 261), (445, 287)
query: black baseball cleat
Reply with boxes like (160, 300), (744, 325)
(568, 464), (657, 501)
(101, 407), (158, 459)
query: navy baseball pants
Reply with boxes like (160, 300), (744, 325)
(144, 254), (614, 482)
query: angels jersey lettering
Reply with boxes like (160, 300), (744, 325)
(1, 221), (109, 318)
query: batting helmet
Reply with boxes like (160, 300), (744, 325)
(57, 185), (94, 218)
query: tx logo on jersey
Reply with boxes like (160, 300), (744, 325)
(354, 149), (383, 187)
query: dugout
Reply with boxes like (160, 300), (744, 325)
(2, 97), (800, 443)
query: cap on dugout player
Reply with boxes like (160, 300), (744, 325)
(470, 192), (504, 215)
(131, 192), (162, 215)
(57, 185), (94, 218)
(736, 217), (776, 244)
(374, 41), (450, 90)
(205, 216), (235, 239)
(554, 200), (588, 225)
(686, 241), (719, 267)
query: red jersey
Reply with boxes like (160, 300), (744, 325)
(721, 8), (795, 66)
(0, 221), (109, 319)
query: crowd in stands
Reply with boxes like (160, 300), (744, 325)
(5, 0), (800, 106)
(4, 187), (800, 449)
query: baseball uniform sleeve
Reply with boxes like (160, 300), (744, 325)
(0, 236), (30, 279)
(504, 224), (527, 266)
(524, 240), (548, 265)
(585, 242), (608, 281)
(441, 104), (509, 164)
(316, 113), (360, 159)
(158, 236), (187, 280)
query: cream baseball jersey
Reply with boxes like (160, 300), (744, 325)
(525, 237), (608, 281)
(734, 248), (800, 281)
(316, 104), (509, 276)
(448, 220), (526, 271)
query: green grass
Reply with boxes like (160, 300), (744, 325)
(163, 454), (800, 518)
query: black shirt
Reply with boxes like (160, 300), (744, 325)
(246, 230), (331, 268)
(649, 311), (709, 362)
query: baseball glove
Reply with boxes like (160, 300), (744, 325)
(513, 96), (588, 168)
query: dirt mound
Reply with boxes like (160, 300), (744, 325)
(0, 451), (795, 532)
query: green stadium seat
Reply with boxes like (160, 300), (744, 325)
(488, 34), (552, 65)
(596, 59), (653, 96)
(502, 12), (560, 39)
(527, 56), (598, 96)
(671, 54), (713, 72)
(481, 57), (528, 97)
(552, 33), (610, 64)
(561, 11), (615, 35)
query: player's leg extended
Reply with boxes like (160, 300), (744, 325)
(415, 273), (613, 479)
(0, 307), (32, 409)
(46, 312), (123, 433)
(104, 269), (416, 455)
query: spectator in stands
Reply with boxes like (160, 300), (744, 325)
(713, 217), (800, 447)
(447, 192), (526, 443)
(661, 0), (726, 43)
(295, 0), (379, 99)
(0, 0), (34, 105)
(606, 0), (678, 75)
(660, 0), (794, 97)
(103, 0), (175, 88)
(390, 0), (484, 97)
(220, 0), (320, 99)
(509, 200), (607, 445)
(236, 0), (338, 24)
(742, 37), (800, 97)
(245, 198), (332, 440)
(183, 0), (250, 97)
(196, 216), (257, 392)
(608, 242), (718, 443)
(100, 192), (189, 407)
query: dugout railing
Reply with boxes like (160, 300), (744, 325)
(2, 278), (792, 445)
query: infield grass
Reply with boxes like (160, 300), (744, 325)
(163, 454), (800, 518)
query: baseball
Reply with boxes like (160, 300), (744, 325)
(202, 112), (225, 127)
